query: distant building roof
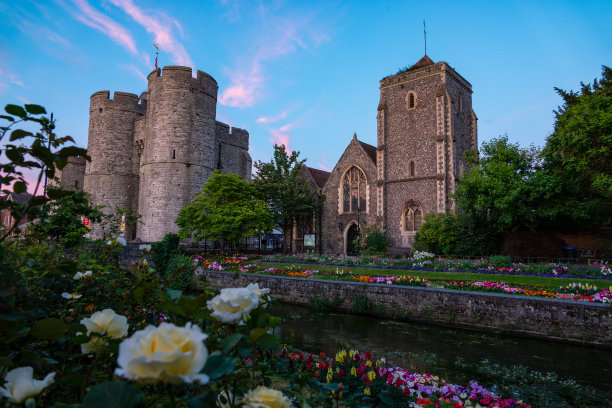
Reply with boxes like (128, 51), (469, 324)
(5, 192), (34, 204)
(305, 166), (331, 189)
(412, 55), (435, 68)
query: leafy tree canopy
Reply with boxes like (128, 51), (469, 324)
(252, 144), (322, 251)
(541, 65), (612, 224)
(176, 171), (273, 245)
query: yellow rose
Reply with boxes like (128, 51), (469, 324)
(207, 286), (260, 324)
(80, 308), (129, 353)
(0, 367), (55, 403)
(115, 322), (209, 384)
(242, 386), (293, 408)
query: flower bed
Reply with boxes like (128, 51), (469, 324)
(193, 256), (612, 303)
(258, 253), (612, 280)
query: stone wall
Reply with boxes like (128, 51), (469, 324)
(198, 270), (612, 348)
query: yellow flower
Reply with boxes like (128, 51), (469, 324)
(80, 309), (128, 354)
(350, 366), (356, 376)
(366, 360), (372, 367)
(335, 350), (347, 362)
(326, 367), (333, 383)
(364, 387), (371, 396)
(242, 386), (293, 408)
(367, 370), (376, 381)
(115, 322), (209, 384)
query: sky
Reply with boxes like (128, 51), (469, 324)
(0, 0), (610, 179)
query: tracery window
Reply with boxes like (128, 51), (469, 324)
(342, 167), (367, 213)
(403, 201), (423, 231)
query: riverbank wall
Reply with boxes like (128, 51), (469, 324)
(196, 269), (612, 349)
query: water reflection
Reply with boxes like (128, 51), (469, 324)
(272, 304), (612, 394)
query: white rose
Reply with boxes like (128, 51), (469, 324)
(117, 237), (127, 246)
(61, 292), (82, 299)
(245, 283), (271, 299)
(80, 309), (129, 353)
(73, 271), (92, 280)
(139, 244), (152, 252)
(115, 322), (209, 384)
(207, 287), (260, 324)
(242, 386), (293, 408)
(0, 367), (55, 403)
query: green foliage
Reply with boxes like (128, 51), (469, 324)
(31, 187), (103, 246)
(151, 233), (180, 274)
(311, 295), (344, 312)
(164, 254), (195, 291)
(0, 103), (88, 239)
(358, 225), (389, 256)
(351, 295), (372, 314)
(413, 213), (458, 255)
(488, 255), (512, 267)
(176, 171), (274, 245)
(541, 65), (612, 226)
(253, 144), (323, 252)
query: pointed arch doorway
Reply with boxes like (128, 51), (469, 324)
(345, 223), (360, 256)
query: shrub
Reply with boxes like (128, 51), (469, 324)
(351, 295), (372, 314)
(358, 225), (389, 256)
(151, 233), (180, 273)
(164, 254), (195, 291)
(489, 255), (512, 267)
(413, 213), (457, 255)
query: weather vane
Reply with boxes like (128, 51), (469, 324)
(423, 20), (427, 55)
(153, 43), (159, 69)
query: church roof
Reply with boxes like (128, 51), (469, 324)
(358, 141), (377, 163)
(412, 55), (435, 68)
(305, 166), (331, 189)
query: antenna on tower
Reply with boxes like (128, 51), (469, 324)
(153, 43), (159, 69)
(423, 20), (427, 55)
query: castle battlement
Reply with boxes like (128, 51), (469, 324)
(147, 66), (219, 98)
(81, 65), (251, 242)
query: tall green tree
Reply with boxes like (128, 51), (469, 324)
(455, 136), (558, 233)
(31, 187), (103, 246)
(176, 171), (273, 246)
(253, 144), (322, 252)
(541, 65), (612, 225)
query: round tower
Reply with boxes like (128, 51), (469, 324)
(84, 91), (145, 238)
(137, 66), (219, 241)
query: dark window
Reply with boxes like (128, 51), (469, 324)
(409, 161), (415, 177)
(409, 93), (415, 108)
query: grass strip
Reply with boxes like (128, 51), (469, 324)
(254, 261), (608, 289)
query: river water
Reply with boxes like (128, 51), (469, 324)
(271, 304), (612, 397)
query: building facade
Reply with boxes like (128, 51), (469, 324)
(65, 65), (252, 242)
(319, 56), (478, 254)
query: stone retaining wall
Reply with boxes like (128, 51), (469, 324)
(196, 269), (612, 349)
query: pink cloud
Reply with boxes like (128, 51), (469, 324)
(68, 0), (139, 55)
(256, 109), (290, 124)
(109, 0), (193, 67)
(121, 64), (147, 84)
(269, 123), (294, 154)
(219, 62), (264, 108)
(0, 67), (24, 92)
(219, 6), (331, 108)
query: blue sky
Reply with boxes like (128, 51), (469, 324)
(1, 0), (610, 176)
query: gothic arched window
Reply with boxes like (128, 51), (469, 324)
(342, 167), (367, 213)
(403, 201), (423, 231)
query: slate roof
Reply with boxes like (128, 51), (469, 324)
(305, 166), (331, 189)
(358, 141), (377, 163)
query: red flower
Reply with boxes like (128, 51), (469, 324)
(315, 370), (320, 377)
(480, 397), (491, 405)
(338, 369), (345, 377)
(365, 352), (372, 360)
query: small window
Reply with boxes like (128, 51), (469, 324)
(406, 92), (417, 110)
(172, 150), (176, 160)
(409, 161), (415, 177)
(74, 180), (78, 188)
(107, 163), (111, 171)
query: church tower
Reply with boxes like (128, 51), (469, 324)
(377, 56), (477, 248)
